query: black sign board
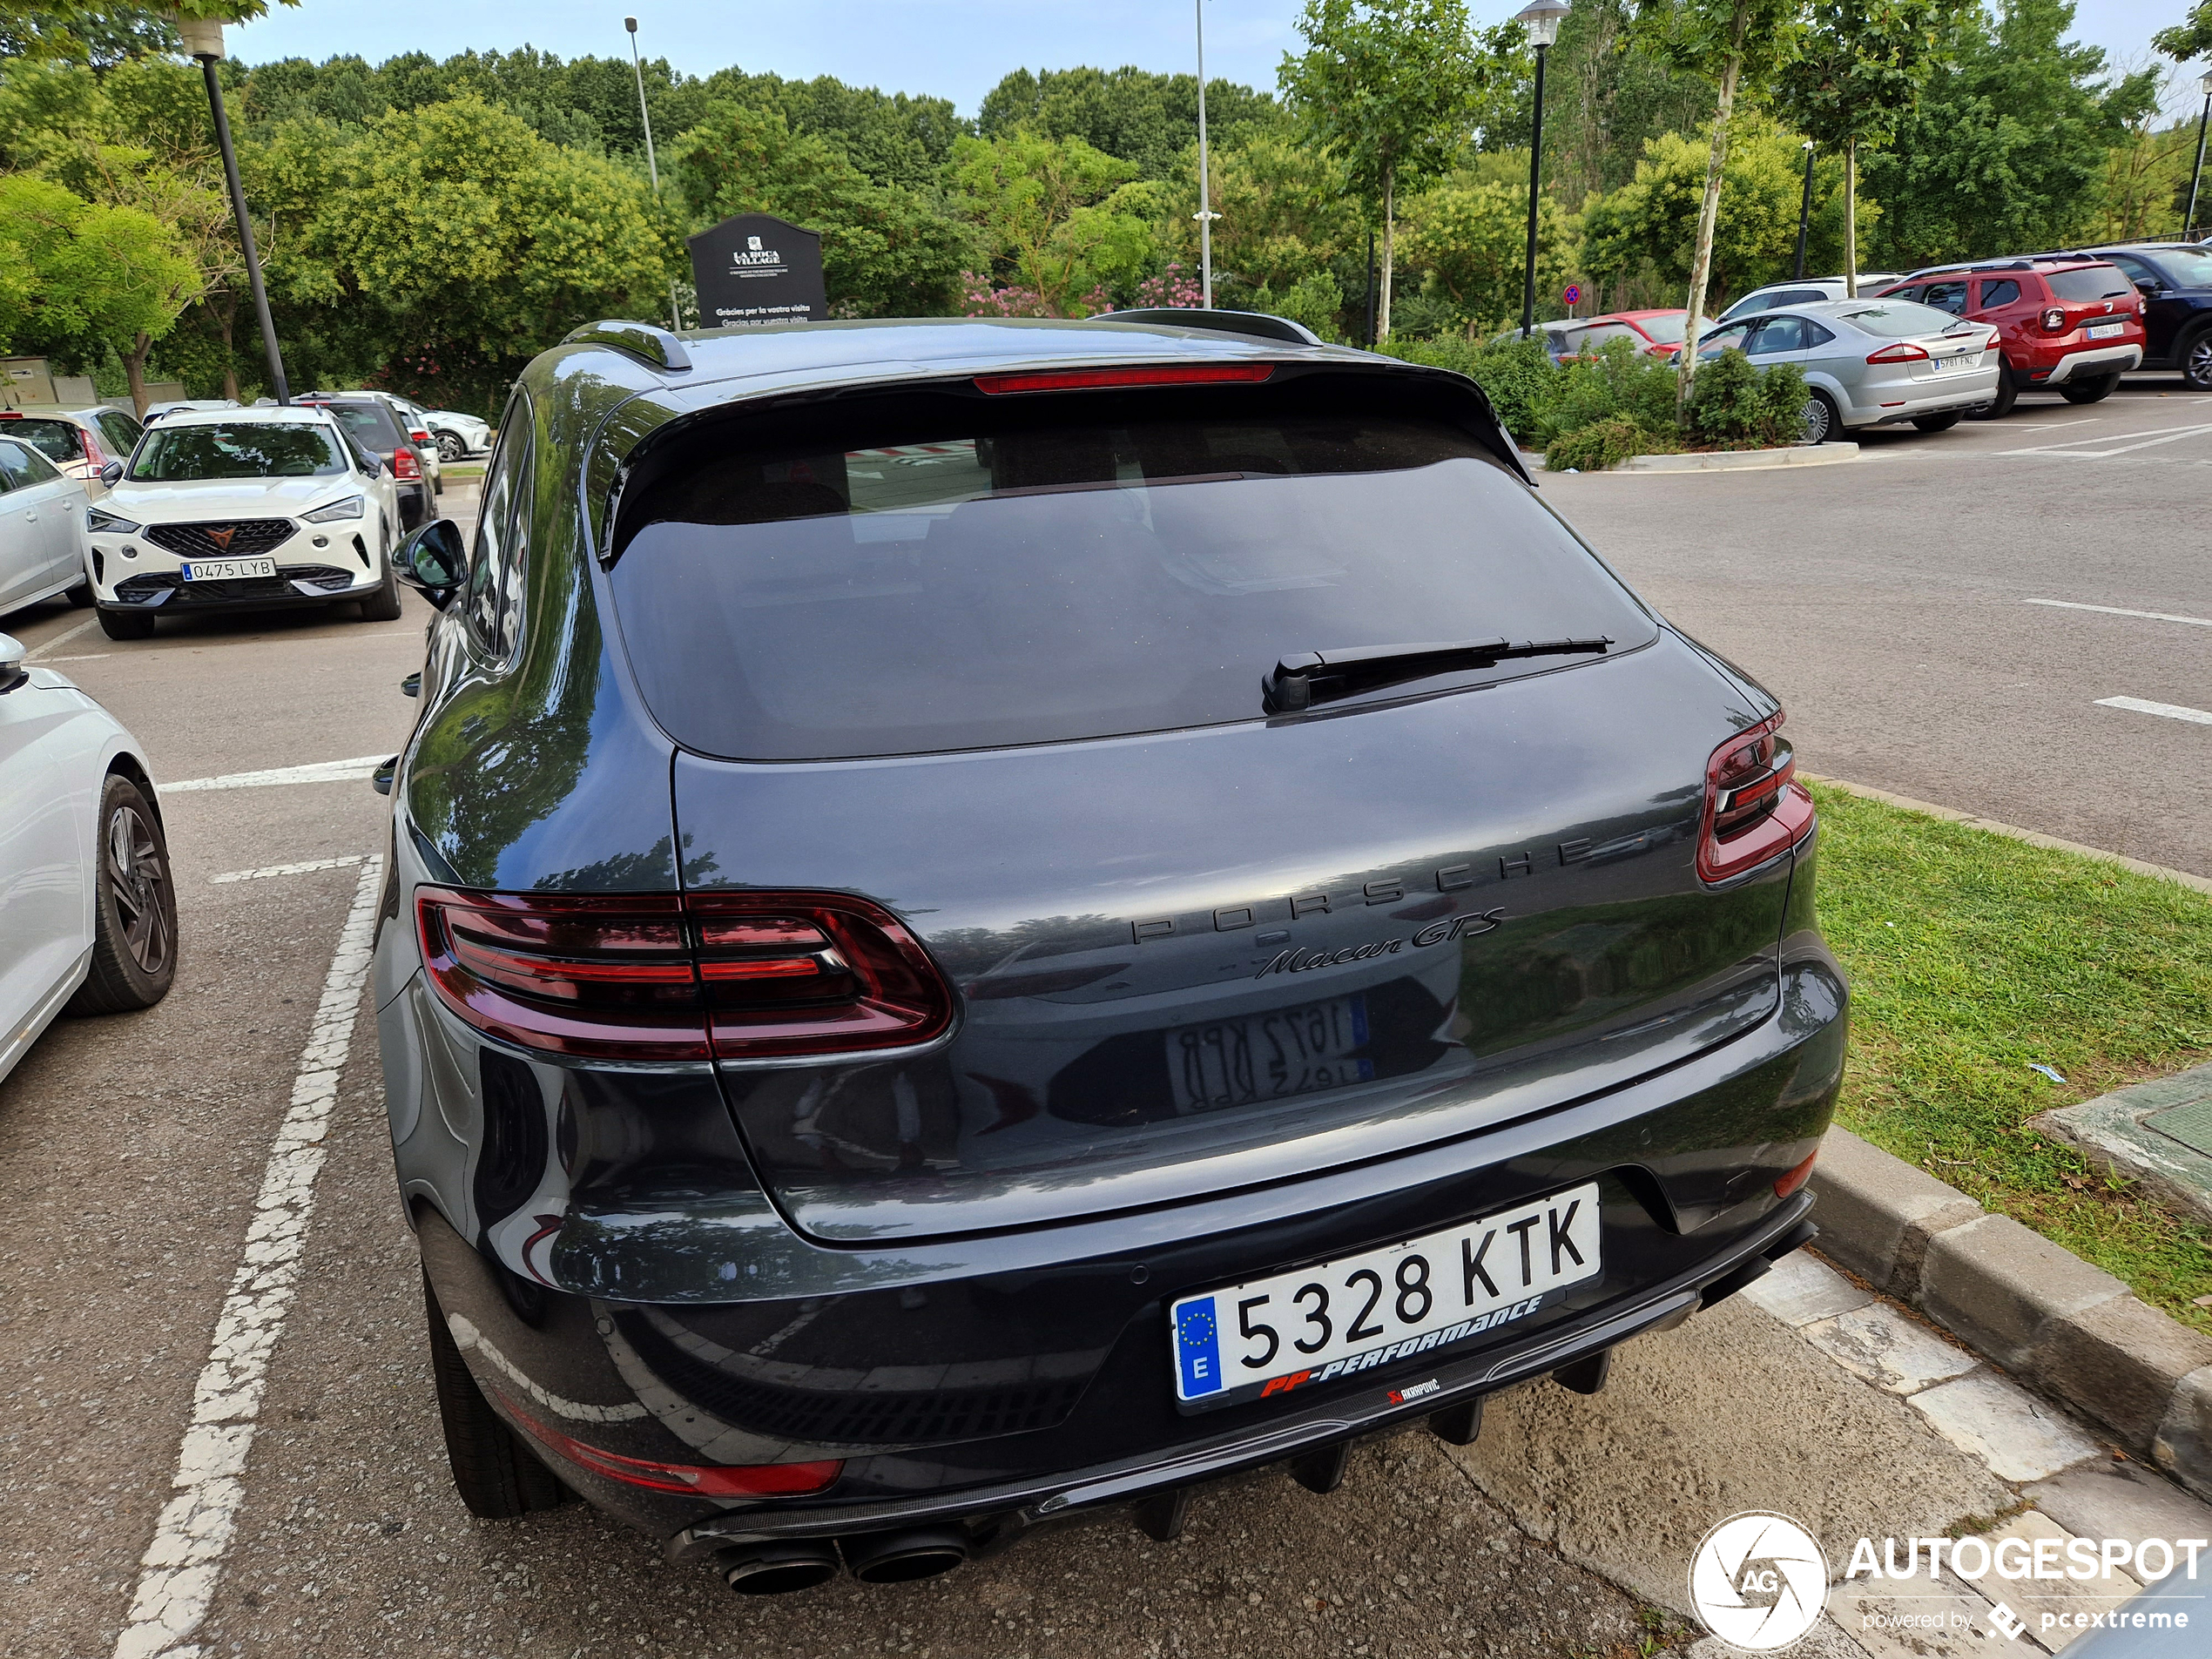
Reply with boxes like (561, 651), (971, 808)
(686, 213), (827, 329)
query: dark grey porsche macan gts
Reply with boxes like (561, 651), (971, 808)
(374, 310), (1844, 1595)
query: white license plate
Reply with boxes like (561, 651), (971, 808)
(2085, 320), (2126, 340)
(1165, 994), (1373, 1114)
(1929, 351), (1980, 374)
(1170, 1182), (1602, 1409)
(179, 556), (276, 581)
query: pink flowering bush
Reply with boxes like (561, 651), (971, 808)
(1135, 263), (1204, 308)
(959, 273), (1117, 319)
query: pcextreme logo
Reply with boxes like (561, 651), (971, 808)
(1689, 1512), (1830, 1652)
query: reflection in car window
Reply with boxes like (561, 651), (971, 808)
(128, 424), (347, 482)
(609, 405), (1661, 761)
(0, 418), (84, 464)
(0, 437), (52, 491)
(2046, 266), (2132, 302)
(96, 411), (143, 453)
(1750, 316), (1809, 354)
(314, 401), (405, 453)
(1696, 323), (1754, 357)
(1832, 301), (1970, 338)
(2148, 248), (2212, 287)
(1804, 320), (1836, 346)
(466, 395), (532, 659)
(1977, 279), (2022, 308)
(1922, 282), (1968, 315)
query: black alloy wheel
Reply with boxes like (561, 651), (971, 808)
(1802, 389), (1840, 444)
(68, 774), (178, 1014)
(2060, 372), (2121, 405)
(2181, 331), (2212, 391)
(1968, 357), (2019, 419)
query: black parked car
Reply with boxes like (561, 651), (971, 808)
(296, 393), (434, 528)
(377, 313), (1846, 1596)
(2087, 243), (2212, 388)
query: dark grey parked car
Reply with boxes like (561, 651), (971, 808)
(376, 313), (1846, 1595)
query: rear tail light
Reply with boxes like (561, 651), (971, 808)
(410, 428), (431, 444)
(415, 887), (954, 1061)
(502, 1397), (842, 1497)
(974, 364), (1273, 395)
(81, 430), (107, 469)
(391, 446), (422, 480)
(1697, 712), (1816, 884)
(1865, 341), (1929, 364)
(1774, 1150), (1818, 1197)
(2040, 307), (2067, 333)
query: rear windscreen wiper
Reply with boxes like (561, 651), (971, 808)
(1264, 636), (1615, 713)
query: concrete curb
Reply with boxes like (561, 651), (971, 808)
(1810, 1126), (2212, 1501)
(1612, 442), (1858, 473)
(2033, 1063), (2212, 1228)
(1801, 773), (2212, 897)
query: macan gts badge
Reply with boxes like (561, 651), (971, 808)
(375, 308), (1846, 1598)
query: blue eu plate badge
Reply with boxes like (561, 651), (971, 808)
(1175, 1297), (1223, 1398)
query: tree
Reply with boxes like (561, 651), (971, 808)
(0, 1), (290, 64)
(1581, 115), (1871, 301)
(0, 173), (198, 401)
(1862, 0), (2156, 268)
(670, 101), (973, 317)
(978, 65), (1274, 180)
(1157, 120), (1361, 295)
(1630, 0), (1800, 414)
(2153, 2), (2212, 64)
(1774, 0), (1966, 297)
(1399, 179), (1580, 333)
(948, 129), (1157, 317)
(1280, 0), (1487, 340)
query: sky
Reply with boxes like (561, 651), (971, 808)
(225, 0), (2209, 118)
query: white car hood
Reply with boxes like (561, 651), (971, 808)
(103, 475), (354, 522)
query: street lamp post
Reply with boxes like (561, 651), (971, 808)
(2185, 71), (2212, 242)
(1514, 0), (1569, 339)
(1193, 0), (1218, 308)
(625, 17), (684, 333)
(1793, 139), (1815, 280)
(176, 18), (289, 404)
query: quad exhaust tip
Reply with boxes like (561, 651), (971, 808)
(841, 1526), (971, 1584)
(717, 1541), (840, 1596)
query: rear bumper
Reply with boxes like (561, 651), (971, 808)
(1839, 364), (2001, 426)
(2035, 344), (2143, 385)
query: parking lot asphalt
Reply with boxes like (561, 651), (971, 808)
(1542, 375), (2212, 877)
(0, 378), (2202, 1658)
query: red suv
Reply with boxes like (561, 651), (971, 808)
(1872, 257), (2143, 416)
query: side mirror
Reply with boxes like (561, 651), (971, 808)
(395, 518), (467, 608)
(2136, 279), (2160, 296)
(361, 453), (385, 477)
(0, 631), (24, 695)
(99, 462), (124, 488)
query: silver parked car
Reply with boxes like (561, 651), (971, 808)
(1717, 276), (1902, 325)
(1696, 298), (2001, 442)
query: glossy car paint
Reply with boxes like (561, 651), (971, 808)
(1875, 259), (2146, 389)
(2087, 244), (2212, 385)
(0, 639), (162, 1082)
(374, 317), (1846, 1572)
(1695, 300), (2001, 431)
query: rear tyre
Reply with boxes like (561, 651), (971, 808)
(1803, 388), (1840, 444)
(65, 773), (177, 1015)
(1912, 411), (1963, 433)
(422, 1272), (576, 1519)
(2060, 372), (2120, 405)
(1968, 357), (2018, 419)
(357, 552), (403, 622)
(2183, 330), (2212, 391)
(435, 430), (464, 463)
(64, 580), (93, 608)
(97, 607), (155, 641)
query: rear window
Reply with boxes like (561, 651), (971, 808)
(2046, 265), (2132, 302)
(0, 418), (84, 464)
(315, 401), (403, 451)
(1831, 301), (1970, 338)
(129, 423), (346, 481)
(607, 383), (1658, 760)
(1631, 314), (1715, 345)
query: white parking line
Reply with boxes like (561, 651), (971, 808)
(2095, 696), (2212, 726)
(22, 617), (101, 661)
(163, 755), (389, 792)
(1999, 418), (2100, 432)
(2025, 599), (2212, 628)
(35, 653), (113, 664)
(1995, 422), (2212, 458)
(111, 858), (383, 1659)
(209, 855), (369, 885)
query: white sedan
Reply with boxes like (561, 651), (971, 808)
(417, 407), (491, 462)
(83, 407), (404, 642)
(0, 632), (175, 1084)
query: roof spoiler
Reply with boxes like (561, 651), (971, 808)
(1089, 308), (1326, 347)
(563, 320), (693, 373)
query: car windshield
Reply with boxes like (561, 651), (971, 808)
(0, 418), (83, 463)
(1831, 301), (1968, 338)
(2046, 266), (2132, 302)
(608, 393), (1659, 760)
(2147, 248), (2212, 288)
(128, 423), (347, 481)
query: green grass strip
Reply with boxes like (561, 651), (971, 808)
(1811, 782), (2212, 1327)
